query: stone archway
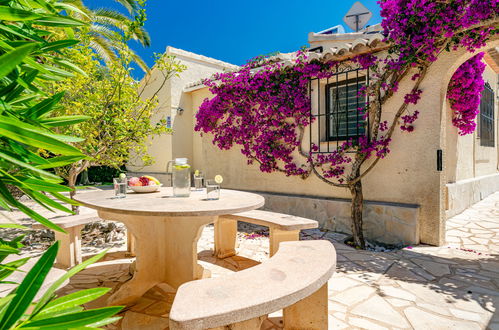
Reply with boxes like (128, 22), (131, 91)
(436, 37), (499, 244)
(390, 36), (499, 246)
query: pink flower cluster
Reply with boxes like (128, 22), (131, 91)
(400, 110), (420, 132)
(447, 52), (486, 135)
(195, 0), (495, 183)
(379, 0), (497, 65)
(195, 53), (335, 177)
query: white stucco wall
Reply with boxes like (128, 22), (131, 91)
(126, 47), (237, 175)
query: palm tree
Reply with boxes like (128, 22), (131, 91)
(58, 0), (151, 72)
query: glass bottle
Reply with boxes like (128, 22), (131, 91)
(173, 158), (191, 197)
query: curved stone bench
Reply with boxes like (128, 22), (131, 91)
(169, 240), (336, 330)
(215, 210), (319, 258)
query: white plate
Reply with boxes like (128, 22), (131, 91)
(129, 184), (162, 193)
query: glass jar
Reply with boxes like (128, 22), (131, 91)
(173, 158), (191, 197)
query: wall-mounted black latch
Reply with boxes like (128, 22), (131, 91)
(437, 149), (443, 171)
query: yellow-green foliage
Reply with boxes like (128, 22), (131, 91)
(52, 38), (185, 182)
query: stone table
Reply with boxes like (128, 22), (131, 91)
(74, 187), (264, 306)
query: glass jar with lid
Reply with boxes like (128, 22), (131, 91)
(173, 158), (191, 197)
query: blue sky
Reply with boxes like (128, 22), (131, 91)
(89, 0), (382, 77)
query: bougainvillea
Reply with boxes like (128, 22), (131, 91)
(447, 52), (486, 135)
(195, 0), (497, 248)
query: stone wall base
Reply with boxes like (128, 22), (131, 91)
(446, 173), (499, 219)
(258, 192), (420, 245)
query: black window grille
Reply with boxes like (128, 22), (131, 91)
(479, 82), (495, 147)
(309, 66), (369, 153)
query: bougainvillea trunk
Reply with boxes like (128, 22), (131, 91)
(349, 178), (365, 249)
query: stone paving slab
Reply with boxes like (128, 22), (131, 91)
(2, 191), (498, 329)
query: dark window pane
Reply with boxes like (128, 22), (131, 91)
(327, 75), (366, 141)
(479, 82), (495, 147)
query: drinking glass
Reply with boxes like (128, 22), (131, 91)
(194, 172), (204, 190)
(113, 177), (127, 198)
(205, 179), (220, 200)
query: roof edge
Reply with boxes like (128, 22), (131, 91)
(166, 46), (239, 70)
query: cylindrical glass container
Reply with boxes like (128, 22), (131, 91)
(173, 158), (191, 197)
(193, 170), (204, 190)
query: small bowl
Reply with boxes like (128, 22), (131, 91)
(129, 184), (162, 193)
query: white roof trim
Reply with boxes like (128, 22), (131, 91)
(166, 46), (239, 70)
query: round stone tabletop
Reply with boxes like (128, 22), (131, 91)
(73, 187), (265, 217)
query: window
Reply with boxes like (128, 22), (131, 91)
(479, 82), (495, 147)
(308, 67), (369, 154)
(326, 75), (367, 141)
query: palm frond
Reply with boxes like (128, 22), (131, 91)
(89, 23), (121, 42)
(87, 33), (117, 64)
(91, 9), (150, 47)
(129, 47), (149, 73)
(92, 8), (132, 28)
(130, 25), (150, 47)
(112, 0), (138, 14)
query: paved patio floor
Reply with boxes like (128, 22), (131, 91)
(2, 191), (498, 329)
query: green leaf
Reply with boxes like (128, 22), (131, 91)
(24, 92), (65, 118)
(34, 15), (86, 27)
(40, 115), (90, 127)
(40, 39), (79, 52)
(0, 243), (19, 254)
(0, 181), (65, 233)
(36, 156), (86, 169)
(21, 306), (122, 329)
(0, 242), (59, 329)
(0, 6), (42, 20)
(33, 250), (108, 315)
(0, 44), (36, 80)
(87, 316), (122, 328)
(52, 59), (87, 77)
(9, 177), (71, 193)
(50, 191), (79, 207)
(24, 190), (73, 214)
(0, 224), (26, 229)
(0, 257), (29, 281)
(33, 288), (110, 320)
(0, 294), (15, 321)
(0, 116), (84, 156)
(0, 152), (61, 180)
(31, 306), (84, 320)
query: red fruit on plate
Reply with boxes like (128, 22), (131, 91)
(139, 176), (149, 186)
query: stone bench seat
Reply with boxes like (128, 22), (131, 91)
(32, 210), (135, 269)
(215, 210), (318, 258)
(32, 211), (101, 269)
(169, 240), (336, 330)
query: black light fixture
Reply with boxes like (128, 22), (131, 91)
(176, 107), (184, 115)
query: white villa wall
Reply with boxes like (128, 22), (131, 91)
(446, 63), (499, 218)
(127, 47), (237, 179)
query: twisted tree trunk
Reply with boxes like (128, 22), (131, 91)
(68, 169), (79, 214)
(349, 176), (365, 249)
